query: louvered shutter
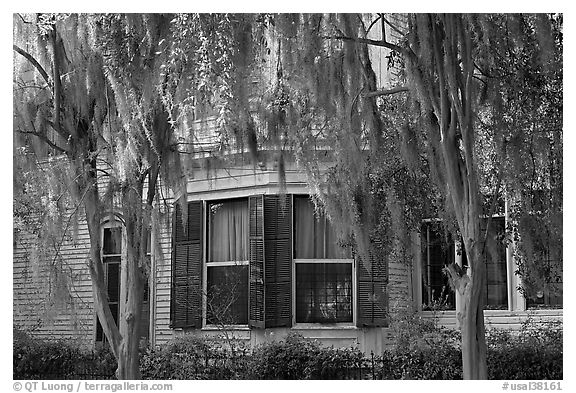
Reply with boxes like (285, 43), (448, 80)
(264, 195), (292, 327)
(249, 195), (265, 328)
(170, 201), (203, 329)
(357, 240), (388, 327)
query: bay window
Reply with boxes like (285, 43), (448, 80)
(171, 194), (387, 330)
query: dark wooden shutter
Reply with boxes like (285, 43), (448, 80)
(249, 195), (265, 328)
(357, 241), (388, 327)
(264, 195), (292, 327)
(170, 200), (203, 329)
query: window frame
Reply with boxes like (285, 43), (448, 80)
(417, 215), (512, 313)
(420, 220), (457, 311)
(202, 198), (250, 328)
(95, 220), (124, 345)
(95, 218), (153, 345)
(292, 195), (356, 327)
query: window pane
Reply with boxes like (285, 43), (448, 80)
(294, 196), (350, 259)
(145, 229), (151, 255)
(421, 223), (456, 310)
(207, 265), (248, 325)
(209, 200), (249, 262)
(482, 217), (508, 309)
(527, 283), (563, 308)
(103, 227), (122, 255)
(294, 197), (321, 258)
(325, 219), (351, 259)
(106, 260), (121, 303)
(296, 263), (352, 323)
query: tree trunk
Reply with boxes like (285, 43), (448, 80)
(459, 240), (488, 379)
(115, 178), (150, 379)
(116, 245), (144, 379)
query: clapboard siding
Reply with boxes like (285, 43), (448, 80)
(388, 260), (411, 313)
(422, 309), (563, 331)
(13, 213), (95, 348)
(151, 197), (176, 345)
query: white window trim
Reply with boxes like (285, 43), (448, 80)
(206, 260), (249, 267)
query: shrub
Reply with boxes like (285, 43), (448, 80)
(384, 307), (562, 380)
(13, 329), (116, 379)
(486, 320), (563, 380)
(248, 333), (366, 380)
(140, 334), (250, 379)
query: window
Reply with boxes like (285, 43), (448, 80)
(526, 282), (563, 309)
(421, 222), (456, 310)
(521, 190), (563, 309)
(482, 217), (508, 309)
(294, 196), (353, 324)
(96, 224), (150, 344)
(420, 217), (508, 311)
(525, 240), (563, 309)
(172, 194), (388, 330)
(206, 199), (249, 325)
(96, 226), (122, 342)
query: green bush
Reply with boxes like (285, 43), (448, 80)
(13, 329), (116, 379)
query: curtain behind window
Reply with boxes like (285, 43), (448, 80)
(294, 197), (349, 259)
(209, 200), (249, 262)
(295, 197), (320, 258)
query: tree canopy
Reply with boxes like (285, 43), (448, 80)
(13, 13), (562, 380)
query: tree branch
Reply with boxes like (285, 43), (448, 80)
(323, 34), (410, 57)
(381, 15), (406, 37)
(49, 29), (62, 137)
(45, 120), (72, 141)
(365, 14), (382, 36)
(16, 128), (69, 154)
(444, 263), (470, 296)
(13, 45), (52, 87)
(363, 86), (409, 98)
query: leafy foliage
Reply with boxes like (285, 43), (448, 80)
(140, 334), (250, 380)
(16, 323), (562, 380)
(13, 329), (116, 379)
(471, 14), (563, 301)
(247, 333), (365, 379)
(486, 319), (563, 380)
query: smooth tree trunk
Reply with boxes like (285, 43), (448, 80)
(117, 243), (145, 379)
(458, 229), (488, 379)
